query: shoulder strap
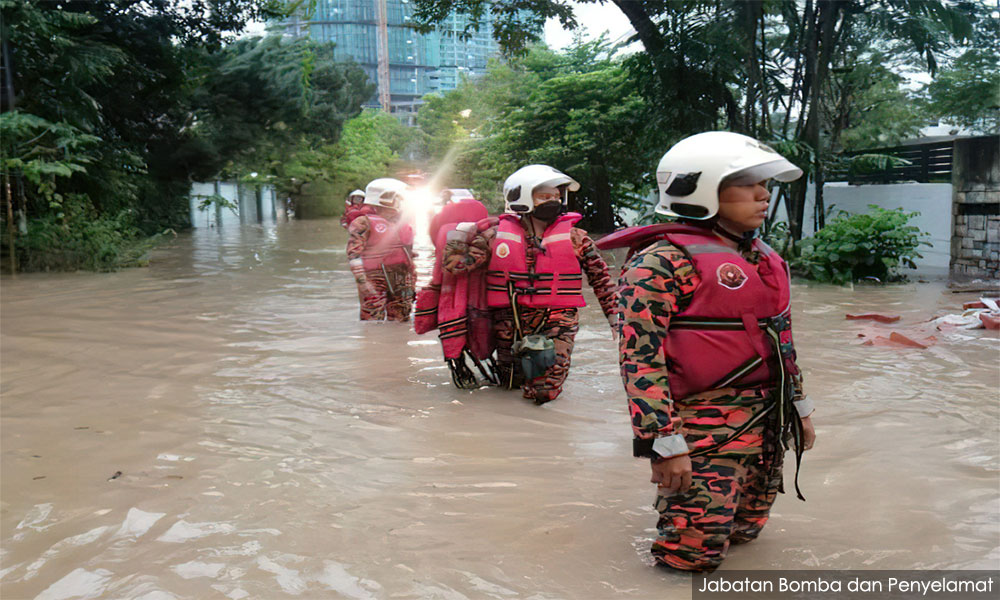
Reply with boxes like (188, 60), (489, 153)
(594, 222), (707, 252)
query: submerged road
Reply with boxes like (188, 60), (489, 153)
(1, 220), (998, 599)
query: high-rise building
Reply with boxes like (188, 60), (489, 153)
(280, 1), (501, 125)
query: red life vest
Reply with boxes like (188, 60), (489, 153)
(361, 215), (413, 271)
(485, 213), (585, 308)
(648, 226), (797, 400)
(414, 200), (492, 361)
(342, 205), (375, 228)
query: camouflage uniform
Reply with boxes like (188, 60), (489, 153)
(341, 204), (374, 229)
(619, 240), (810, 571)
(444, 218), (617, 403)
(347, 214), (416, 322)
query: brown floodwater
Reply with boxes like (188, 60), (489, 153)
(1, 219), (998, 600)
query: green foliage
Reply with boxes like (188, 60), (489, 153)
(762, 220), (791, 256)
(412, 0), (981, 242)
(195, 193), (238, 213)
(11, 205), (167, 272)
(794, 206), (930, 284)
(925, 48), (1000, 134)
(1, 0), (372, 270)
(291, 110), (414, 218)
(0, 111), (102, 209)
(416, 39), (658, 231)
(187, 35), (372, 182)
(411, 0), (576, 56)
(844, 154), (912, 174)
(827, 50), (929, 151)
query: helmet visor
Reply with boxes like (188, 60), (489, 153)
(724, 158), (802, 186)
(536, 174), (581, 193)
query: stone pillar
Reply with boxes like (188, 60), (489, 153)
(950, 136), (1000, 281)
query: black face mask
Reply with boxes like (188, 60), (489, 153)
(532, 201), (562, 223)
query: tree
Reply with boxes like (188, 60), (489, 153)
(186, 36), (372, 181)
(1, 0), (375, 269)
(413, 0), (979, 240)
(417, 40), (656, 231)
(290, 110), (416, 218)
(925, 48), (1000, 134)
(503, 66), (651, 231)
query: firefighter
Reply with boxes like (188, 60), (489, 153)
(443, 165), (617, 403)
(340, 189), (371, 228)
(606, 132), (816, 570)
(347, 178), (416, 322)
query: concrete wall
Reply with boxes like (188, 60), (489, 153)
(627, 185), (952, 277)
(764, 181), (952, 277)
(189, 182), (284, 228)
(950, 136), (1000, 281)
(800, 182), (953, 277)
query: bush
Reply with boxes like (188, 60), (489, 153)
(10, 206), (166, 272)
(763, 220), (791, 255)
(793, 205), (929, 284)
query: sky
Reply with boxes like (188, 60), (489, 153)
(543, 2), (636, 50)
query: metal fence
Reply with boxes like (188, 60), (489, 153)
(828, 141), (954, 184)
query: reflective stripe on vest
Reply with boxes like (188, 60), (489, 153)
(656, 230), (795, 400)
(485, 213), (585, 308)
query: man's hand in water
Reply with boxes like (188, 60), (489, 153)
(651, 454), (692, 494)
(800, 415), (816, 451)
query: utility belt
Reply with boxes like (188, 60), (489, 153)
(505, 281), (556, 385)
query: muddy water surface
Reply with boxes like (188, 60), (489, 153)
(2, 220), (998, 600)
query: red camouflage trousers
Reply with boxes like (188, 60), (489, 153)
(491, 306), (579, 404)
(652, 387), (784, 571)
(358, 264), (415, 322)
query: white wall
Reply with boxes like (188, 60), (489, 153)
(621, 182), (953, 276)
(189, 182), (277, 228)
(801, 182), (952, 276)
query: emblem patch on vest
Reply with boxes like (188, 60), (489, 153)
(717, 263), (748, 290)
(374, 222), (388, 233)
(496, 242), (510, 258)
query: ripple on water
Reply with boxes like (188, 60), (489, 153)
(2, 224), (998, 597)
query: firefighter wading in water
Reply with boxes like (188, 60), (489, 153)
(347, 178), (416, 322)
(606, 132), (817, 570)
(443, 165), (617, 404)
(340, 188), (371, 229)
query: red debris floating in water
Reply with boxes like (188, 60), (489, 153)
(846, 313), (902, 323)
(963, 301), (988, 310)
(857, 326), (937, 348)
(888, 331), (936, 348)
(979, 313), (1000, 330)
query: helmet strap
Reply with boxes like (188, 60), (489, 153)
(713, 222), (757, 252)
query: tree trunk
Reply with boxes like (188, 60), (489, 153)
(787, 177), (808, 242)
(759, 11), (771, 135)
(611, 0), (673, 94)
(590, 159), (615, 233)
(786, 0), (819, 241)
(742, 1), (763, 137)
(782, 0), (810, 138)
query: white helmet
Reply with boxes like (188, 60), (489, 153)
(655, 132), (802, 219)
(502, 165), (580, 214)
(346, 189), (365, 206)
(363, 178), (408, 210)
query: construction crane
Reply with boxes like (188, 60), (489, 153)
(374, 0), (391, 112)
